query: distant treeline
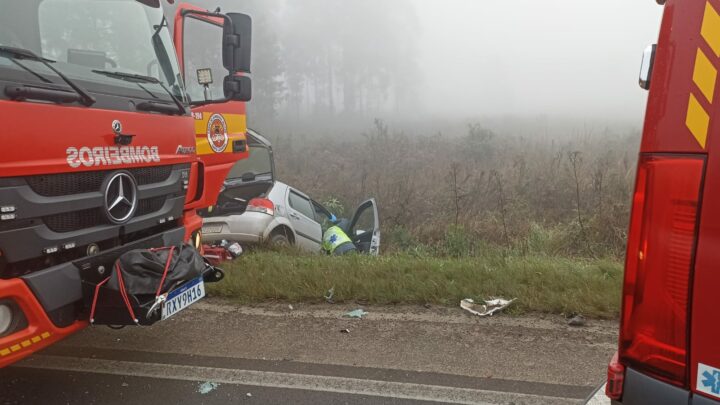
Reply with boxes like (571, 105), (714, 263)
(236, 0), (421, 131)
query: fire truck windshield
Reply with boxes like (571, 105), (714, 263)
(0, 0), (185, 103)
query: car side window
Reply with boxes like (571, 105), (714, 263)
(312, 201), (333, 230)
(288, 191), (315, 220)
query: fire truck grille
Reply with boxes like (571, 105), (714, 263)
(26, 166), (174, 197)
(42, 197), (168, 233)
(136, 196), (167, 216)
(43, 208), (105, 233)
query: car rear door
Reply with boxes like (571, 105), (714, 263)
(346, 199), (380, 255)
(286, 189), (323, 251)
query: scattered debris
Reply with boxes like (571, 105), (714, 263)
(324, 287), (335, 304)
(225, 241), (243, 258)
(246, 392), (252, 397)
(340, 328), (351, 334)
(423, 303), (432, 309)
(121, 382), (129, 387)
(344, 309), (368, 319)
(198, 381), (219, 395)
(460, 298), (515, 317)
(288, 304), (294, 310)
(567, 315), (586, 327)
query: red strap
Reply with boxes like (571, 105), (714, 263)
(155, 246), (175, 297)
(92, 246), (176, 325)
(89, 276), (111, 324)
(115, 262), (138, 324)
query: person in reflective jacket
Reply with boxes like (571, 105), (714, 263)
(322, 217), (356, 255)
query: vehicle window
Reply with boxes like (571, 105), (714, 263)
(289, 191), (315, 220)
(183, 17), (226, 103)
(33, 0), (185, 99)
(227, 146), (272, 180)
(353, 205), (375, 235)
(312, 201), (334, 230)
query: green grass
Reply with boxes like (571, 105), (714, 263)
(208, 251), (623, 319)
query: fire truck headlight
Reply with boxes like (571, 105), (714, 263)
(0, 304), (13, 335)
(195, 231), (202, 249)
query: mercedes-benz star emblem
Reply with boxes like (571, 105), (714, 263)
(112, 120), (122, 134)
(104, 172), (138, 224)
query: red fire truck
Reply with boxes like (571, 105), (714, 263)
(605, 0), (720, 403)
(0, 0), (252, 368)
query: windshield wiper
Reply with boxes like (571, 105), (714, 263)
(92, 69), (186, 115)
(0, 46), (95, 106)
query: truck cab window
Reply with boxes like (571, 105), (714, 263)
(183, 17), (226, 103)
(0, 0), (186, 103)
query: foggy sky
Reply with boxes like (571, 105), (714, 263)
(199, 0), (664, 129)
(415, 1), (663, 124)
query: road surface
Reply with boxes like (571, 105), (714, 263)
(1, 299), (615, 404)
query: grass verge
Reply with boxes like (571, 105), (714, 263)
(208, 251), (623, 318)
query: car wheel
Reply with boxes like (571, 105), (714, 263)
(270, 233), (291, 246)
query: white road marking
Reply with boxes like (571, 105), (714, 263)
(17, 355), (580, 405)
(585, 384), (610, 405)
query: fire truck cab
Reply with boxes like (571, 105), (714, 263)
(0, 0), (252, 368)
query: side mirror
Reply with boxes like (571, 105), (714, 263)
(180, 9), (252, 105)
(639, 44), (656, 90)
(223, 13), (252, 73)
(224, 75), (252, 101)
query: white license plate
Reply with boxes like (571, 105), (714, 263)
(161, 276), (205, 320)
(202, 224), (223, 234)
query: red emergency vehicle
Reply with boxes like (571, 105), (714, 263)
(0, 0), (252, 368)
(606, 0), (720, 403)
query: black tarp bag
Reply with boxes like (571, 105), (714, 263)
(89, 244), (224, 326)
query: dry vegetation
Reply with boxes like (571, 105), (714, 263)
(269, 120), (640, 258)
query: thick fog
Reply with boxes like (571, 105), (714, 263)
(184, 1), (664, 133)
(417, 1), (663, 122)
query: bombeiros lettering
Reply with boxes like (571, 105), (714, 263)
(66, 146), (160, 168)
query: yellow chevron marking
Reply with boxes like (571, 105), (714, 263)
(693, 49), (718, 103)
(0, 331), (52, 357)
(702, 2), (720, 57)
(687, 93), (711, 148)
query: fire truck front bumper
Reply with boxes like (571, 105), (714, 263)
(0, 277), (86, 368)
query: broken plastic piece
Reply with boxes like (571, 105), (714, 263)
(460, 298), (515, 317)
(198, 381), (219, 394)
(344, 309), (367, 318)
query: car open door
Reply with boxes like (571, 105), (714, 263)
(207, 129), (274, 215)
(346, 199), (380, 255)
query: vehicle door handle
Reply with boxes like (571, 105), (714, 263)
(289, 213), (300, 220)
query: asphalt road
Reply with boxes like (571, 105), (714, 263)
(1, 300), (614, 404)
